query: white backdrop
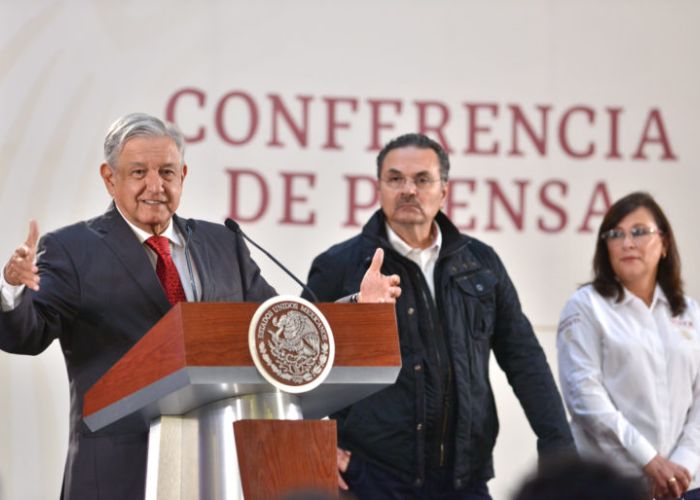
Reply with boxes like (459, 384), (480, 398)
(2, 1), (700, 498)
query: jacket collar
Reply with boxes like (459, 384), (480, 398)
(112, 203), (183, 247)
(88, 203), (172, 314)
(361, 209), (481, 272)
(171, 213), (215, 301)
(385, 221), (442, 257)
(363, 210), (461, 245)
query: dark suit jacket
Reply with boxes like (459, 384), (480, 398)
(0, 205), (276, 499)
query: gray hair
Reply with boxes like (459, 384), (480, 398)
(103, 112), (186, 168)
(376, 133), (450, 182)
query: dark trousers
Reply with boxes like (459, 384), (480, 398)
(657, 487), (700, 500)
(341, 455), (491, 500)
(681, 488), (700, 500)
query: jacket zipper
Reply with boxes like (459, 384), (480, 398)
(420, 280), (452, 467)
(439, 366), (453, 465)
(430, 247), (467, 467)
(376, 235), (469, 469)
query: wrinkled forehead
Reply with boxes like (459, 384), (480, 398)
(117, 135), (182, 165)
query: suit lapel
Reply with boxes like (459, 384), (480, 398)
(91, 205), (171, 314)
(173, 215), (213, 301)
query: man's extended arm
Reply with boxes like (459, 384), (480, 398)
(0, 221), (76, 355)
(488, 251), (575, 456)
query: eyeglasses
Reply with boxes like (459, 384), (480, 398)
(600, 226), (663, 244)
(380, 174), (441, 191)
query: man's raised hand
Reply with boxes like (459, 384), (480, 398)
(3, 220), (40, 291)
(358, 248), (401, 303)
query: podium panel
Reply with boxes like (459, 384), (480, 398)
(234, 420), (337, 499)
(84, 302), (400, 431)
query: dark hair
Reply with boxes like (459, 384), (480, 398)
(592, 191), (685, 316)
(376, 133), (450, 182)
(513, 457), (648, 500)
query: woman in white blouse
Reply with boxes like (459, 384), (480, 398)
(557, 192), (700, 500)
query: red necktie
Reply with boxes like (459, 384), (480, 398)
(145, 235), (187, 305)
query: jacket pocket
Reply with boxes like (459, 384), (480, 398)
(454, 271), (497, 339)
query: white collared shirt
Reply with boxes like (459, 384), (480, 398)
(0, 208), (201, 310)
(557, 284), (700, 485)
(385, 222), (442, 300)
(117, 208), (201, 302)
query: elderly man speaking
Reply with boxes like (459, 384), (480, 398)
(0, 112), (400, 499)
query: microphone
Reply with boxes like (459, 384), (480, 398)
(224, 218), (319, 302)
(184, 219), (199, 301)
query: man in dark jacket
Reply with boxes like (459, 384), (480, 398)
(304, 133), (574, 499)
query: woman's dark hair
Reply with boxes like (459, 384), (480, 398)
(592, 191), (685, 316)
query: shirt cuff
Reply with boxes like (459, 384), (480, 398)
(0, 273), (25, 312)
(628, 435), (658, 468)
(670, 447), (700, 480)
(335, 293), (359, 304)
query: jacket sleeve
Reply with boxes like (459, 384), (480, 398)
(488, 251), (575, 457)
(0, 233), (80, 355)
(304, 251), (348, 302)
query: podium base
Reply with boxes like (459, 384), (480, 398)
(145, 392), (303, 500)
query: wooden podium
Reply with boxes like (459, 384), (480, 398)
(83, 302), (400, 499)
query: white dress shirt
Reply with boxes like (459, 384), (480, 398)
(0, 271), (22, 311)
(0, 209), (201, 309)
(385, 222), (441, 300)
(119, 211), (201, 302)
(557, 284), (700, 485)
